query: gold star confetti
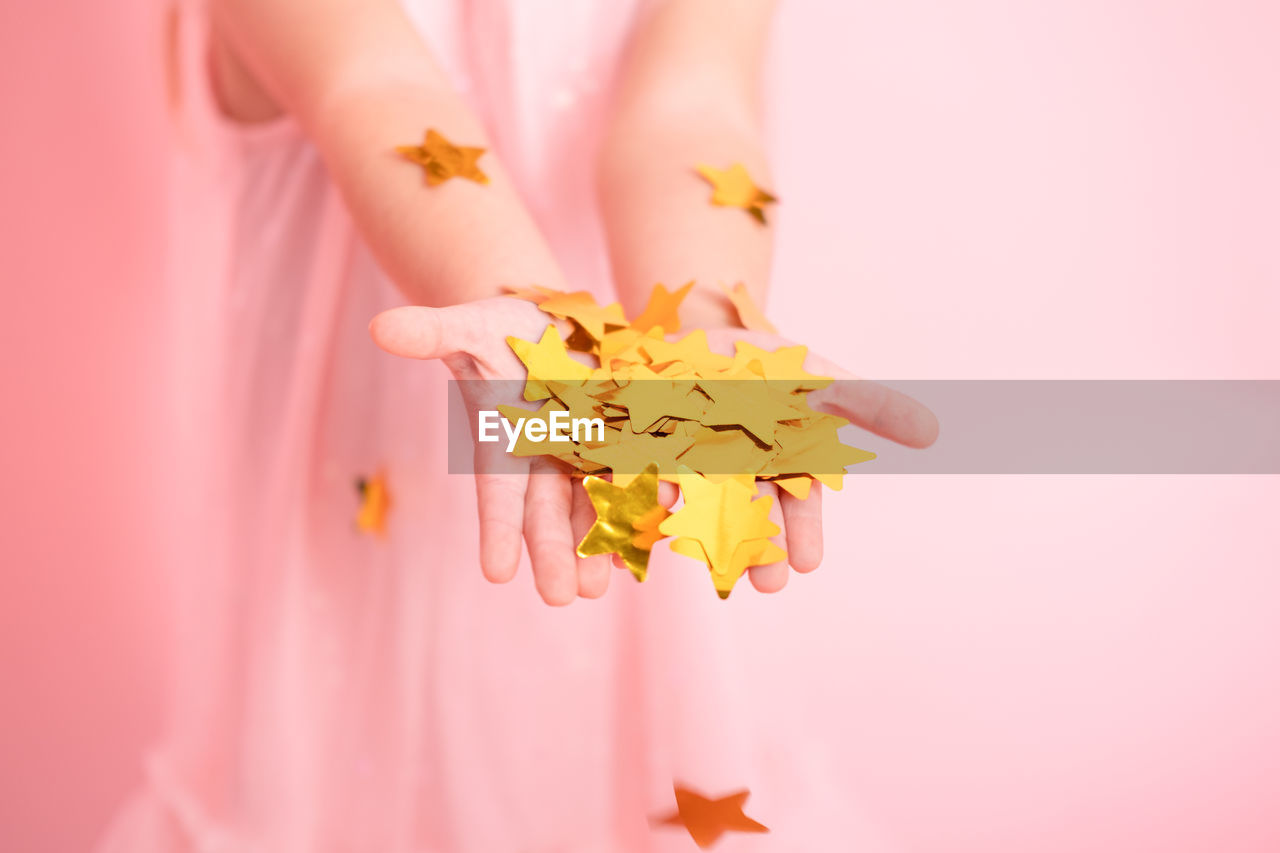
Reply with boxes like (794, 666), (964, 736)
(652, 784), (770, 849)
(538, 290), (628, 343)
(506, 324), (592, 401)
(659, 467), (781, 598)
(354, 472), (391, 537)
(719, 282), (778, 334)
(396, 128), (489, 186)
(631, 281), (695, 334)
(496, 284), (875, 597)
(576, 463), (671, 581)
(696, 163), (777, 224)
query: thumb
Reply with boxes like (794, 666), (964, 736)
(369, 304), (478, 360)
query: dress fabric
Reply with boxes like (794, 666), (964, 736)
(96, 1), (891, 851)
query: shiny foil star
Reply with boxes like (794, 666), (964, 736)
(396, 129), (489, 186)
(658, 467), (782, 598)
(355, 472), (391, 537)
(719, 282), (778, 334)
(653, 784), (770, 849)
(696, 163), (777, 224)
(631, 281), (695, 334)
(507, 325), (592, 400)
(575, 463), (671, 581)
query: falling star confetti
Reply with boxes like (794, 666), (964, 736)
(653, 784), (770, 849)
(355, 472), (391, 537)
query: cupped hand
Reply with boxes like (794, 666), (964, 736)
(370, 298), (938, 604)
(699, 326), (939, 594)
(369, 297), (616, 606)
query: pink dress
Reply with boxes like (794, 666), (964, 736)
(99, 1), (892, 850)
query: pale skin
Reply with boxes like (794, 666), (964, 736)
(210, 0), (939, 605)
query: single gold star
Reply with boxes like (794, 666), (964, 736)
(355, 472), (391, 537)
(575, 463), (671, 582)
(507, 325), (592, 401)
(719, 282), (778, 334)
(658, 467), (782, 598)
(696, 163), (777, 224)
(537, 290), (628, 343)
(653, 784), (770, 849)
(396, 128), (489, 186)
(631, 280), (695, 334)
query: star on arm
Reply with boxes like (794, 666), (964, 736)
(396, 128), (490, 186)
(695, 163), (777, 224)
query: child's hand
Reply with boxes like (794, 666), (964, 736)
(699, 326), (939, 593)
(371, 300), (937, 602)
(370, 297), (615, 606)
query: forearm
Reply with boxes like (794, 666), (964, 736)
(598, 0), (777, 328)
(213, 0), (566, 307)
(599, 122), (773, 328)
(309, 87), (567, 306)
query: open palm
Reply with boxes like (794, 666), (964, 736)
(370, 299), (938, 603)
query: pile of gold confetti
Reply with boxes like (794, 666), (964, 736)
(501, 283), (875, 598)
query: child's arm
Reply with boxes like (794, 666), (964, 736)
(214, 0), (608, 604)
(598, 0), (777, 327)
(598, 0), (938, 590)
(213, 0), (567, 307)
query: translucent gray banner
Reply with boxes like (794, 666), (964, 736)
(447, 380), (1280, 475)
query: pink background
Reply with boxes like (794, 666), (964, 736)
(2, 1), (1276, 851)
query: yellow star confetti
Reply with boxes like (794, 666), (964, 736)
(720, 282), (778, 334)
(652, 784), (770, 850)
(354, 472), (391, 537)
(396, 128), (489, 186)
(576, 463), (672, 581)
(631, 281), (695, 334)
(537, 290), (628, 344)
(696, 163), (777, 224)
(506, 324), (591, 401)
(659, 467), (781, 598)
(497, 284), (876, 597)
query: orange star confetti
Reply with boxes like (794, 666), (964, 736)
(719, 282), (778, 334)
(631, 280), (695, 334)
(354, 472), (391, 537)
(396, 129), (489, 186)
(696, 162), (777, 224)
(653, 784), (770, 849)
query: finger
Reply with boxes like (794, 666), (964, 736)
(571, 479), (611, 599)
(780, 483), (823, 572)
(748, 481), (789, 594)
(473, 442), (529, 584)
(657, 479), (680, 508)
(810, 379), (940, 449)
(523, 462), (579, 606)
(368, 304), (480, 360)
